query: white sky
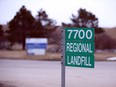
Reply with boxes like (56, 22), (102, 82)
(0, 0), (116, 27)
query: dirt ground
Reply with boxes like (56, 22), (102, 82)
(0, 50), (116, 61)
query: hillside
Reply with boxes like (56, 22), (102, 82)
(104, 27), (116, 40)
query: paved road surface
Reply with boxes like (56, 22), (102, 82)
(0, 59), (116, 87)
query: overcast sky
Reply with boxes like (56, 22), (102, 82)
(0, 0), (116, 27)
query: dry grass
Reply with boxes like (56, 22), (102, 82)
(0, 50), (61, 60)
(0, 50), (116, 61)
(95, 52), (116, 61)
(104, 27), (116, 40)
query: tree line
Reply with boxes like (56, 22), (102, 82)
(0, 5), (115, 50)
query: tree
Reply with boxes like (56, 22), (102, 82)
(35, 9), (57, 38)
(0, 25), (4, 48)
(0, 25), (3, 37)
(71, 8), (98, 28)
(62, 8), (104, 34)
(95, 33), (116, 49)
(8, 6), (35, 49)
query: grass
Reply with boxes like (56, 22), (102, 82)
(104, 27), (116, 40)
(95, 52), (116, 61)
(0, 50), (116, 61)
(0, 50), (61, 60)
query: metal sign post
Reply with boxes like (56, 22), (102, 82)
(61, 56), (65, 87)
(61, 29), (65, 87)
(61, 28), (94, 87)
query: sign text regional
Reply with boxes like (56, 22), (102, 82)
(66, 41), (94, 55)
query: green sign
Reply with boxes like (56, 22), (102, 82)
(64, 28), (94, 68)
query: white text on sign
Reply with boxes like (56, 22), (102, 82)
(66, 42), (93, 53)
(67, 29), (93, 39)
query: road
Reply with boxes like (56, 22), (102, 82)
(0, 59), (116, 87)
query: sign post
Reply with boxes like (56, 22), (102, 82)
(61, 28), (94, 87)
(61, 29), (65, 87)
